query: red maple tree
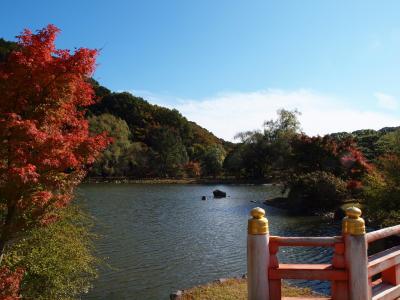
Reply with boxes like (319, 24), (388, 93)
(291, 134), (372, 189)
(0, 23), (109, 279)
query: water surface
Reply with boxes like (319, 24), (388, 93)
(79, 183), (341, 300)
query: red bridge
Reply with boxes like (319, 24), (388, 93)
(247, 207), (400, 300)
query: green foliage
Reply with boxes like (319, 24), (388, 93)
(0, 38), (18, 62)
(351, 129), (383, 161)
(87, 87), (226, 178)
(223, 145), (245, 178)
(89, 114), (135, 176)
(362, 128), (400, 227)
(200, 145), (226, 177)
(229, 109), (302, 179)
(376, 129), (400, 155)
(148, 126), (189, 177)
(363, 131), (400, 227)
(287, 171), (348, 214)
(290, 135), (344, 175)
(364, 170), (400, 227)
(262, 108), (301, 140)
(4, 205), (98, 300)
(329, 127), (400, 162)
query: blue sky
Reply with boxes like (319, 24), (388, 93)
(1, 0), (400, 140)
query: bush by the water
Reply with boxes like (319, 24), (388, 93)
(4, 205), (99, 300)
(364, 154), (400, 227)
(287, 171), (348, 214)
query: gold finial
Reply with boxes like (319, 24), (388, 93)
(342, 206), (365, 235)
(248, 207), (269, 235)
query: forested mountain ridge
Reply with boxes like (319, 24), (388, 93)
(329, 127), (400, 161)
(87, 80), (233, 178)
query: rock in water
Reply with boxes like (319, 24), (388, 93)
(170, 290), (183, 299)
(213, 189), (227, 198)
(201, 196), (207, 200)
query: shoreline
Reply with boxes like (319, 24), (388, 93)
(171, 277), (322, 299)
(84, 177), (278, 185)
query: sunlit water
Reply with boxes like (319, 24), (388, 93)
(78, 183), (342, 300)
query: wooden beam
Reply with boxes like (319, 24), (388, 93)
(368, 246), (400, 277)
(269, 236), (342, 247)
(372, 282), (400, 300)
(269, 264), (348, 281)
(366, 225), (400, 243)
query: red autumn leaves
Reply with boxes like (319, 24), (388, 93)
(0, 25), (110, 298)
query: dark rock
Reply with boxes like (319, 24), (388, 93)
(201, 196), (206, 200)
(242, 273), (247, 279)
(213, 189), (227, 198)
(170, 290), (183, 300)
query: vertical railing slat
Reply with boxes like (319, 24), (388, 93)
(331, 242), (349, 300)
(268, 241), (281, 300)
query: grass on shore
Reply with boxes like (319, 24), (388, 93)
(180, 278), (321, 300)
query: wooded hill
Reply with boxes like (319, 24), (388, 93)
(87, 80), (233, 178)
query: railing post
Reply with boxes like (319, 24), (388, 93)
(332, 242), (349, 300)
(247, 207), (270, 300)
(342, 207), (370, 300)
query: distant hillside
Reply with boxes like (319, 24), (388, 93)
(329, 127), (400, 161)
(88, 80), (227, 148)
(87, 80), (233, 178)
(0, 38), (17, 62)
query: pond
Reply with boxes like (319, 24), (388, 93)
(78, 183), (342, 300)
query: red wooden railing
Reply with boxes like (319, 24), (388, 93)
(268, 236), (347, 300)
(367, 226), (400, 300)
(247, 207), (400, 300)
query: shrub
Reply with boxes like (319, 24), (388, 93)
(287, 171), (348, 214)
(363, 166), (400, 227)
(4, 205), (99, 300)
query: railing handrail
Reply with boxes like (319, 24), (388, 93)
(366, 224), (400, 243)
(270, 236), (342, 247)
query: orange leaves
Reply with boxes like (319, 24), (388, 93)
(0, 267), (24, 300)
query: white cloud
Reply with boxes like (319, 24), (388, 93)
(130, 88), (400, 141)
(155, 89), (399, 141)
(374, 92), (399, 110)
